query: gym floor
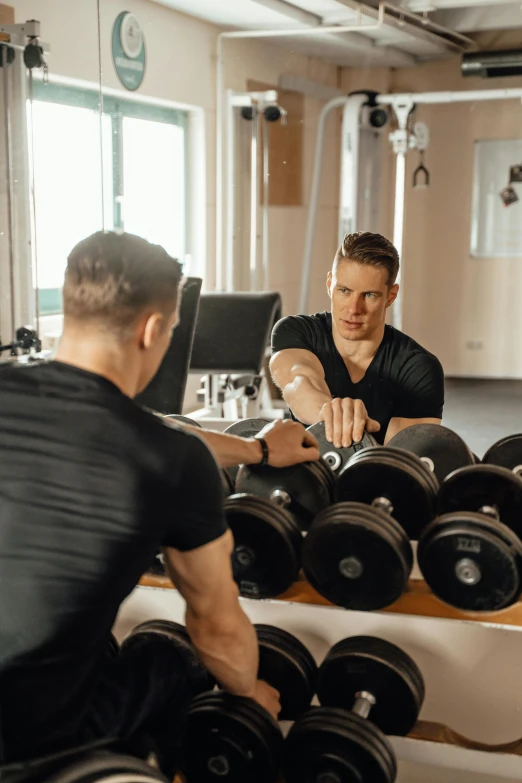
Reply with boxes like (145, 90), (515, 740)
(442, 378), (522, 458)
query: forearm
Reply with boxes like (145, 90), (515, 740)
(188, 427), (263, 468)
(186, 607), (259, 698)
(283, 375), (332, 425)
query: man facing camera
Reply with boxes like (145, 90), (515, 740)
(270, 231), (444, 447)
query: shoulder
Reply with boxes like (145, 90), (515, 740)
(385, 327), (443, 379)
(272, 312), (331, 351)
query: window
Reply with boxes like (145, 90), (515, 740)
(29, 82), (188, 315)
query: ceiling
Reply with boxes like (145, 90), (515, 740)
(151, 0), (522, 67)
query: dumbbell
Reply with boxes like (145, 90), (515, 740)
(180, 625), (317, 783)
(163, 414), (202, 427)
(283, 636), (425, 783)
(483, 433), (522, 472)
(13, 751), (168, 783)
(302, 447), (438, 610)
(387, 423), (475, 483)
(418, 464), (522, 611)
(222, 418), (272, 485)
(121, 619), (216, 697)
(306, 420), (379, 473)
(224, 494), (302, 598)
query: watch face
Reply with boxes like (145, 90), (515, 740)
(120, 13), (143, 59)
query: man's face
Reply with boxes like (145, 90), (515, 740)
(327, 260), (398, 342)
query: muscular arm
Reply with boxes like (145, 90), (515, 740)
(269, 348), (332, 425)
(181, 425), (262, 468)
(163, 532), (258, 698)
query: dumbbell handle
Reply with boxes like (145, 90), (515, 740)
(352, 690), (376, 719)
(270, 488), (291, 508)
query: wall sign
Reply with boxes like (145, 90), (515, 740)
(112, 12), (146, 91)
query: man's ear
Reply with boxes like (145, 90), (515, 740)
(386, 284), (399, 308)
(140, 312), (165, 350)
(326, 270), (333, 299)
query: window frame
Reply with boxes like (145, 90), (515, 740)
(31, 80), (189, 316)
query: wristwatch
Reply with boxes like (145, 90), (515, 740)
(255, 436), (270, 466)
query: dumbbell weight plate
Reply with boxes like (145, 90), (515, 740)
(223, 418), (272, 486)
(306, 421), (378, 473)
(51, 752), (169, 783)
(482, 434), (522, 473)
(283, 706), (396, 783)
(418, 512), (522, 612)
(387, 423), (474, 484)
(255, 624), (318, 720)
(163, 414), (202, 427)
(439, 464), (522, 539)
(121, 619), (215, 696)
(317, 636), (424, 737)
(236, 459), (336, 532)
(338, 448), (439, 540)
(225, 494), (302, 599)
(181, 691), (283, 783)
(303, 502), (413, 611)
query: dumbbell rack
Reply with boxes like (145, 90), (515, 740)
(114, 573), (522, 782)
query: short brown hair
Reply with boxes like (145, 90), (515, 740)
(334, 232), (399, 286)
(63, 231), (183, 334)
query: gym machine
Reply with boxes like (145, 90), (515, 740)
(300, 85), (522, 330)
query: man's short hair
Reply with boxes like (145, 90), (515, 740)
(334, 232), (400, 287)
(63, 232), (183, 334)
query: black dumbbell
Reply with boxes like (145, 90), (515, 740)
(302, 447), (438, 610)
(306, 420), (379, 474)
(222, 418), (272, 485)
(121, 619), (216, 697)
(224, 494), (302, 598)
(482, 433), (522, 472)
(283, 636), (424, 783)
(236, 457), (336, 532)
(418, 464), (522, 611)
(180, 625), (317, 783)
(387, 423), (475, 483)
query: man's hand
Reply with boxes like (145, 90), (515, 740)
(252, 680), (281, 720)
(255, 419), (320, 468)
(320, 398), (380, 449)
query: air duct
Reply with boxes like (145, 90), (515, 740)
(462, 49), (522, 79)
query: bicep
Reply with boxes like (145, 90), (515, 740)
(384, 416), (441, 445)
(270, 348), (326, 390)
(163, 531), (239, 623)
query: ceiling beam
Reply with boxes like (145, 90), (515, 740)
(432, 4), (522, 32)
(251, 0), (323, 26)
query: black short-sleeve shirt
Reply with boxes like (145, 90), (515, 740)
(0, 361), (227, 754)
(271, 312), (444, 444)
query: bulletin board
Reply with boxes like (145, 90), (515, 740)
(470, 139), (522, 258)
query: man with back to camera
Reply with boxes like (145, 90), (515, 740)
(270, 231), (445, 447)
(0, 231), (320, 775)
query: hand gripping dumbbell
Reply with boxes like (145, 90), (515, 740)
(302, 447), (439, 610)
(306, 420), (379, 474)
(387, 423), (476, 483)
(180, 624), (318, 783)
(418, 463), (522, 611)
(283, 636), (425, 783)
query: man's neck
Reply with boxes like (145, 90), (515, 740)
(55, 331), (139, 398)
(331, 319), (386, 366)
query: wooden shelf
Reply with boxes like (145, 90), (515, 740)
(138, 573), (522, 628)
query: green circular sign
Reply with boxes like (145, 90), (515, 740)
(112, 11), (146, 91)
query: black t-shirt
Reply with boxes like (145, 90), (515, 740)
(0, 361), (227, 756)
(271, 312), (444, 444)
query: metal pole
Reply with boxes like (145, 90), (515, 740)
(379, 87), (522, 105)
(262, 114), (270, 290)
(3, 48), (16, 340)
(225, 90), (235, 292)
(299, 96), (348, 314)
(250, 107), (259, 291)
(392, 149), (406, 331)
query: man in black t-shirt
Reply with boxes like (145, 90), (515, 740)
(0, 232), (319, 774)
(270, 232), (444, 447)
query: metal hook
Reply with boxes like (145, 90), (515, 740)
(413, 150), (430, 189)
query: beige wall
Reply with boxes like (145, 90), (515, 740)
(343, 60), (522, 378)
(6, 0), (339, 319)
